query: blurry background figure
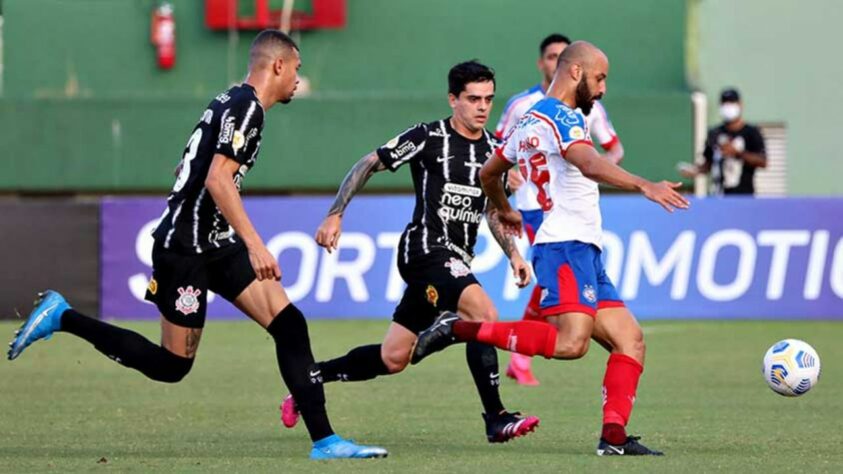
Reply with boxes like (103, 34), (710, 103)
(680, 88), (767, 195)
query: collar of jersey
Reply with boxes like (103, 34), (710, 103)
(443, 116), (490, 143)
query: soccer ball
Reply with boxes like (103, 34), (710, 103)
(762, 339), (821, 397)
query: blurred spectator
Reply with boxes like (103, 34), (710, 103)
(681, 88), (766, 195)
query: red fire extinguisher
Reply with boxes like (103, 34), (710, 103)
(151, 2), (176, 70)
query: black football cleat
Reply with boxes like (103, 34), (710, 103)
(597, 435), (664, 456)
(483, 411), (540, 443)
(410, 312), (460, 364)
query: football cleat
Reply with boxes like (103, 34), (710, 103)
(597, 435), (664, 456)
(506, 354), (540, 386)
(8, 290), (69, 361)
(410, 312), (460, 365)
(280, 394), (300, 428)
(484, 411), (540, 443)
(310, 434), (388, 460)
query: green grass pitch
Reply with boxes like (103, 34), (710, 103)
(1, 319), (842, 473)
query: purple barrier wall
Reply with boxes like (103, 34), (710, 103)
(101, 196), (843, 320)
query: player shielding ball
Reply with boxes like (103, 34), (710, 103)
(7, 30), (386, 461)
(412, 41), (689, 456)
(281, 61), (540, 443)
(496, 33), (626, 386)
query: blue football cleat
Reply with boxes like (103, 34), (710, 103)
(7, 290), (69, 360)
(309, 435), (388, 460)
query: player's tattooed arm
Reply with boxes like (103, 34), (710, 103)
(487, 204), (532, 288)
(317, 152), (385, 253)
(485, 204), (519, 259)
(326, 152), (386, 217)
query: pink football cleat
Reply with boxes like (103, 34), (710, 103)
(506, 353), (540, 386)
(280, 394), (300, 428)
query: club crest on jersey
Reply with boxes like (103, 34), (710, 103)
(445, 257), (471, 278)
(582, 284), (597, 304)
(425, 285), (439, 307)
(147, 278), (158, 295)
(175, 286), (202, 315)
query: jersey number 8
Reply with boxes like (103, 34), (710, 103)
(173, 129), (203, 193)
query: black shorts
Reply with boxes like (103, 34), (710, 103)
(144, 242), (256, 328)
(392, 250), (479, 334)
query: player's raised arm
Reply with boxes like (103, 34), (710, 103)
(315, 152), (386, 253)
(206, 154), (280, 281)
(565, 143), (690, 213)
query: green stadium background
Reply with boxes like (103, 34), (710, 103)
(2, 0), (694, 192)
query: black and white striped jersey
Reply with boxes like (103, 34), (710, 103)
(376, 118), (500, 265)
(152, 83), (264, 254)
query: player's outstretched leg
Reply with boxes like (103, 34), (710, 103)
(8, 290), (195, 382)
(506, 285), (543, 386)
(280, 343), (390, 428)
(266, 305), (387, 459)
(412, 312), (559, 364)
(457, 285), (539, 442)
(236, 279), (387, 459)
(592, 306), (662, 456)
(281, 322), (413, 428)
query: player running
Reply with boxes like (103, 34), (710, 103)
(412, 41), (689, 456)
(496, 33), (625, 386)
(281, 61), (540, 443)
(7, 30), (386, 461)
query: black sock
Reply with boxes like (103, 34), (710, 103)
(267, 304), (334, 442)
(60, 309), (193, 383)
(466, 342), (505, 415)
(318, 344), (391, 382)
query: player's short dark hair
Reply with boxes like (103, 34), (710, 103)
(539, 33), (571, 55)
(249, 29), (299, 66)
(448, 61), (495, 96)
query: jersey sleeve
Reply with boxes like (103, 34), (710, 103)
(375, 123), (429, 172)
(703, 128), (716, 166)
(216, 99), (264, 164)
(745, 126), (766, 154)
(588, 101), (619, 150)
(496, 129), (519, 164)
(549, 107), (592, 156)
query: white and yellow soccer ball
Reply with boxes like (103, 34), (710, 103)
(762, 339), (821, 397)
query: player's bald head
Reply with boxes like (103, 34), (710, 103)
(550, 41), (608, 115)
(556, 41), (607, 74)
(249, 29), (299, 69)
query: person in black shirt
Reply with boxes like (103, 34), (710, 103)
(280, 61), (540, 443)
(8, 30), (386, 460)
(682, 88), (767, 194)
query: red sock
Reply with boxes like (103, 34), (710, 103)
(456, 321), (557, 358)
(521, 285), (544, 322)
(601, 353), (643, 444)
(453, 320), (481, 341)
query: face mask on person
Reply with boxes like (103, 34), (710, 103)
(720, 103), (741, 122)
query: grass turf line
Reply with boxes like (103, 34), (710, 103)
(1, 320), (841, 473)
